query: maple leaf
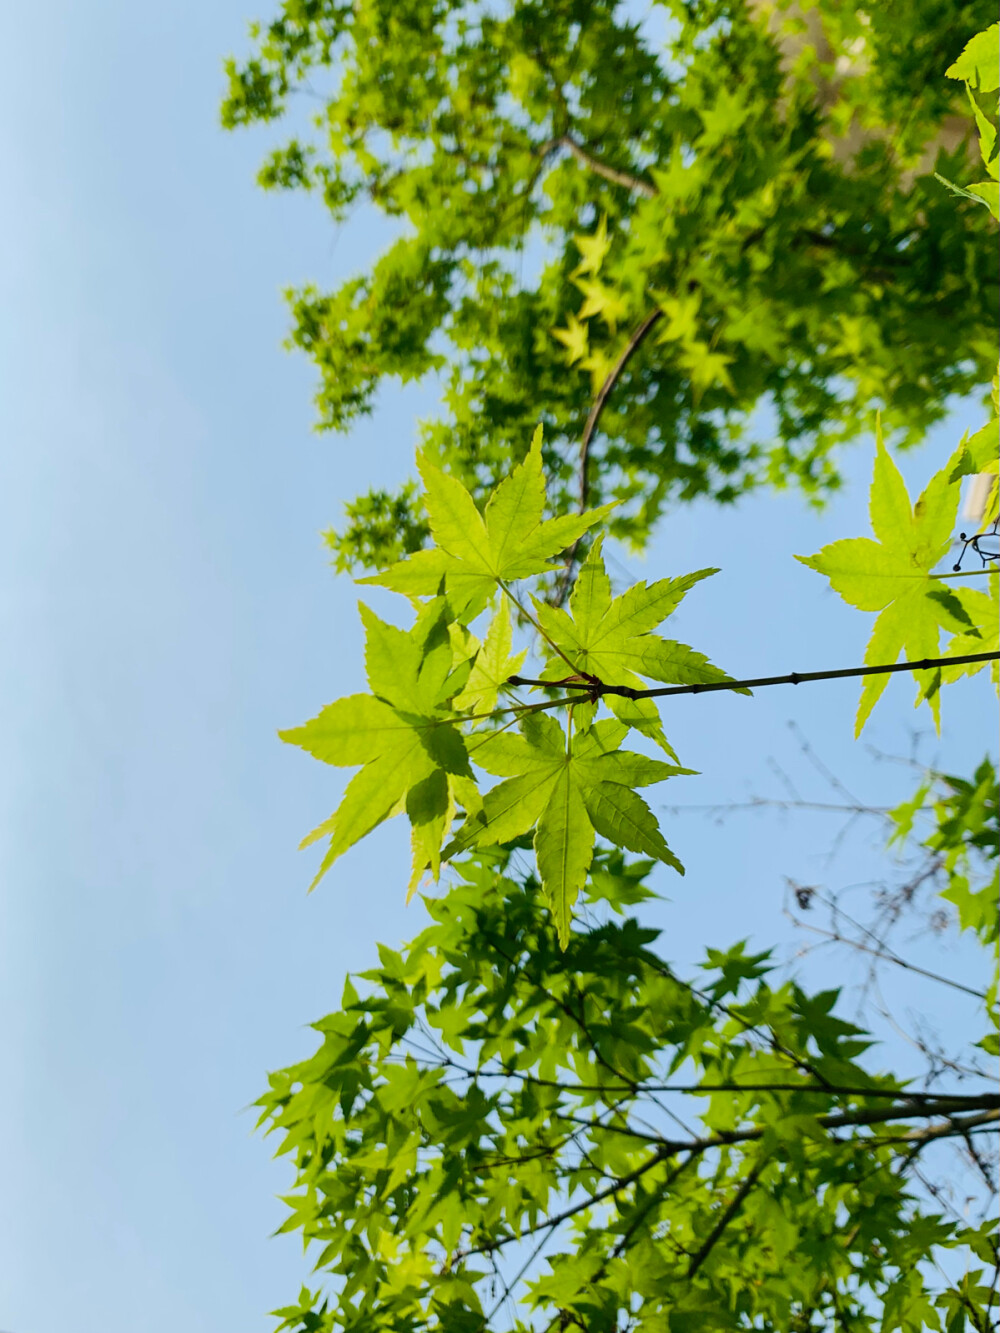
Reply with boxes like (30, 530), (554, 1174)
(528, 536), (744, 757)
(580, 346), (618, 394)
(697, 85), (749, 147)
(279, 598), (473, 891)
(678, 342), (735, 395)
(574, 277), (630, 332)
(945, 23), (999, 91)
(797, 420), (971, 735)
(934, 574), (999, 692)
(655, 292), (702, 345)
(449, 714), (691, 945)
(950, 373), (999, 526)
(452, 600), (526, 716)
(551, 313), (589, 366)
(361, 426), (615, 608)
(571, 212), (612, 276)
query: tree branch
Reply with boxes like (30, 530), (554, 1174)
(687, 1158), (767, 1278)
(555, 134), (658, 197)
(785, 914), (989, 999)
(455, 1098), (1000, 1261)
(578, 307), (663, 511)
(856, 1107), (1000, 1149)
(442, 1057), (991, 1104)
(506, 649), (1000, 704)
(554, 306), (664, 603)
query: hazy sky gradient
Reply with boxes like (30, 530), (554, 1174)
(0, 2), (994, 1329)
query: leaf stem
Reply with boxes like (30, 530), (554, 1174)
(498, 577), (582, 676)
(931, 566), (998, 579)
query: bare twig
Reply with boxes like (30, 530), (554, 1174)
(783, 897), (988, 999)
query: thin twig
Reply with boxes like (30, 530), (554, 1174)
(785, 913), (989, 999)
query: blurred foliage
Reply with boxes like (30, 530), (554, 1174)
(323, 481), (430, 574)
(223, 0), (998, 571)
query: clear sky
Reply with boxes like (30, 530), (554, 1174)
(0, 2), (994, 1329)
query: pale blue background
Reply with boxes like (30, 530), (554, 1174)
(0, 1), (994, 1328)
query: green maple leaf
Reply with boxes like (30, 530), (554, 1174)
(797, 420), (967, 735)
(361, 425), (614, 608)
(279, 598), (474, 890)
(551, 313), (590, 366)
(655, 292), (702, 345)
(451, 600), (526, 716)
(679, 343), (735, 395)
(936, 575), (999, 691)
(950, 374), (999, 525)
(574, 277), (630, 332)
(528, 536), (744, 757)
(697, 84), (749, 146)
(946, 24), (1000, 93)
(450, 714), (691, 945)
(572, 212), (612, 276)
(579, 345), (618, 394)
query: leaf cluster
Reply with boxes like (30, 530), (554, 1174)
(282, 428), (738, 943)
(222, 0), (999, 569)
(259, 855), (998, 1333)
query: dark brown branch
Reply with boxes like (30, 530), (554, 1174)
(455, 1097), (1000, 1261)
(507, 649), (1000, 703)
(687, 1158), (766, 1278)
(579, 307), (663, 510)
(554, 306), (664, 604)
(554, 1100), (1000, 1147)
(442, 1058), (990, 1103)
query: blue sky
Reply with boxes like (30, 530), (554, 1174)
(0, 2), (995, 1329)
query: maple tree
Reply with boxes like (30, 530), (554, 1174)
(223, 10), (1000, 1332)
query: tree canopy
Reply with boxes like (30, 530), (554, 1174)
(223, 0), (997, 570)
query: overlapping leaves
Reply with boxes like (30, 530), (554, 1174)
(532, 535), (746, 755)
(279, 597), (476, 896)
(258, 859), (993, 1333)
(282, 427), (720, 941)
(939, 23), (1000, 221)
